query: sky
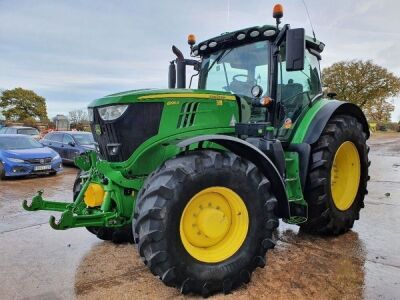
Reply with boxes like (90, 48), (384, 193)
(1, 0), (400, 120)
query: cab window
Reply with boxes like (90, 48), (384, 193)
(200, 41), (270, 122)
(277, 48), (322, 138)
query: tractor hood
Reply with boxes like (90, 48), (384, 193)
(88, 89), (236, 107)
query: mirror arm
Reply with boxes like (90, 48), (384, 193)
(274, 24), (290, 47)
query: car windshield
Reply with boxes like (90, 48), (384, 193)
(0, 136), (43, 150)
(199, 41), (270, 99)
(17, 128), (39, 135)
(73, 133), (94, 145)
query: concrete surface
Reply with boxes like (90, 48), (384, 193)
(0, 133), (399, 299)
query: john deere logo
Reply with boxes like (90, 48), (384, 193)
(95, 124), (102, 135)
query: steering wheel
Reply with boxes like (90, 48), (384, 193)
(232, 74), (248, 82)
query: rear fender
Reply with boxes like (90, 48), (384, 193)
(299, 100), (370, 145)
(177, 135), (290, 218)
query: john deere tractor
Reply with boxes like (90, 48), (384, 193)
(23, 4), (369, 296)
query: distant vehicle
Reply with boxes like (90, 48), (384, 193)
(41, 131), (95, 163)
(0, 134), (62, 179)
(0, 126), (40, 140)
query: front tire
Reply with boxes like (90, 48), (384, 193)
(301, 115), (370, 235)
(133, 150), (278, 296)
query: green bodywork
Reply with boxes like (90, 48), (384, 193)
(23, 86), (331, 229)
(21, 20), (334, 229)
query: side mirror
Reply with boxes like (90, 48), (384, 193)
(285, 28), (305, 71)
(68, 141), (76, 147)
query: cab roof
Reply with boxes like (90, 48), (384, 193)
(193, 24), (324, 57)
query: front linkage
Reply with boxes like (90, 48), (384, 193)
(22, 151), (141, 230)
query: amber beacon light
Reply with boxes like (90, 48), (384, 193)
(187, 34), (196, 46)
(273, 4), (283, 19)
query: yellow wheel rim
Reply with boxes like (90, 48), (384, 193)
(179, 187), (249, 263)
(331, 141), (361, 211)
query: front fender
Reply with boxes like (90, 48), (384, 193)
(177, 134), (290, 218)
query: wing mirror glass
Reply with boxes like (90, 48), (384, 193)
(285, 28), (305, 71)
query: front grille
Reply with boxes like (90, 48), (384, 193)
(25, 157), (52, 164)
(91, 103), (164, 162)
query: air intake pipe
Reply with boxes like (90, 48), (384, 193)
(168, 45), (200, 89)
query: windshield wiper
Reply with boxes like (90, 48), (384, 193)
(205, 48), (233, 75)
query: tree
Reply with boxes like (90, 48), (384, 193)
(322, 60), (400, 120)
(22, 116), (38, 127)
(69, 109), (89, 125)
(0, 88), (48, 121)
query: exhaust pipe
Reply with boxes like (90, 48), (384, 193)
(172, 45), (186, 88)
(168, 61), (176, 89)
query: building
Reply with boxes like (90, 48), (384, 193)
(53, 114), (70, 131)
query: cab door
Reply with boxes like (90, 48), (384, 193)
(276, 48), (322, 141)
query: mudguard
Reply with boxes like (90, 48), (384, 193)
(302, 100), (370, 145)
(177, 134), (290, 218)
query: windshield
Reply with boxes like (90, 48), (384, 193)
(199, 41), (270, 99)
(0, 136), (43, 150)
(17, 128), (39, 135)
(73, 133), (94, 145)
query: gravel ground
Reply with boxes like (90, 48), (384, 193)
(0, 132), (399, 299)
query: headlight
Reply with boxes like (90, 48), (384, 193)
(52, 154), (60, 161)
(8, 158), (24, 163)
(98, 105), (128, 121)
(88, 108), (94, 122)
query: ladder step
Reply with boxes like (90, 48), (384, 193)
(285, 177), (297, 182)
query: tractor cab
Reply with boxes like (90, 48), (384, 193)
(169, 13), (325, 142)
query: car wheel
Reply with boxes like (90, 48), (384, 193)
(0, 162), (5, 180)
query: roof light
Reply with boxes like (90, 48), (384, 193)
(263, 29), (276, 37)
(200, 44), (207, 51)
(209, 41), (217, 48)
(250, 30), (260, 38)
(193, 49), (199, 56)
(236, 33), (246, 40)
(273, 4), (283, 19)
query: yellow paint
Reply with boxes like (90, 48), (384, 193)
(179, 187), (249, 263)
(331, 141), (361, 211)
(166, 100), (179, 106)
(84, 183), (105, 207)
(138, 93), (236, 101)
(216, 99), (223, 106)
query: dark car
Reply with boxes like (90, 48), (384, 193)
(41, 131), (95, 163)
(0, 126), (41, 139)
(0, 134), (62, 179)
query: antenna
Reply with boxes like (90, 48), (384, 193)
(302, 0), (316, 41)
(226, 0), (231, 31)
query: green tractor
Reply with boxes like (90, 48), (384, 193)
(23, 4), (370, 297)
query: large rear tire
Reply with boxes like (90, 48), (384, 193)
(73, 171), (134, 243)
(133, 150), (278, 296)
(301, 115), (370, 235)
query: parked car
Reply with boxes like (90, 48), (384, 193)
(41, 131), (95, 163)
(0, 134), (62, 179)
(0, 126), (41, 140)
